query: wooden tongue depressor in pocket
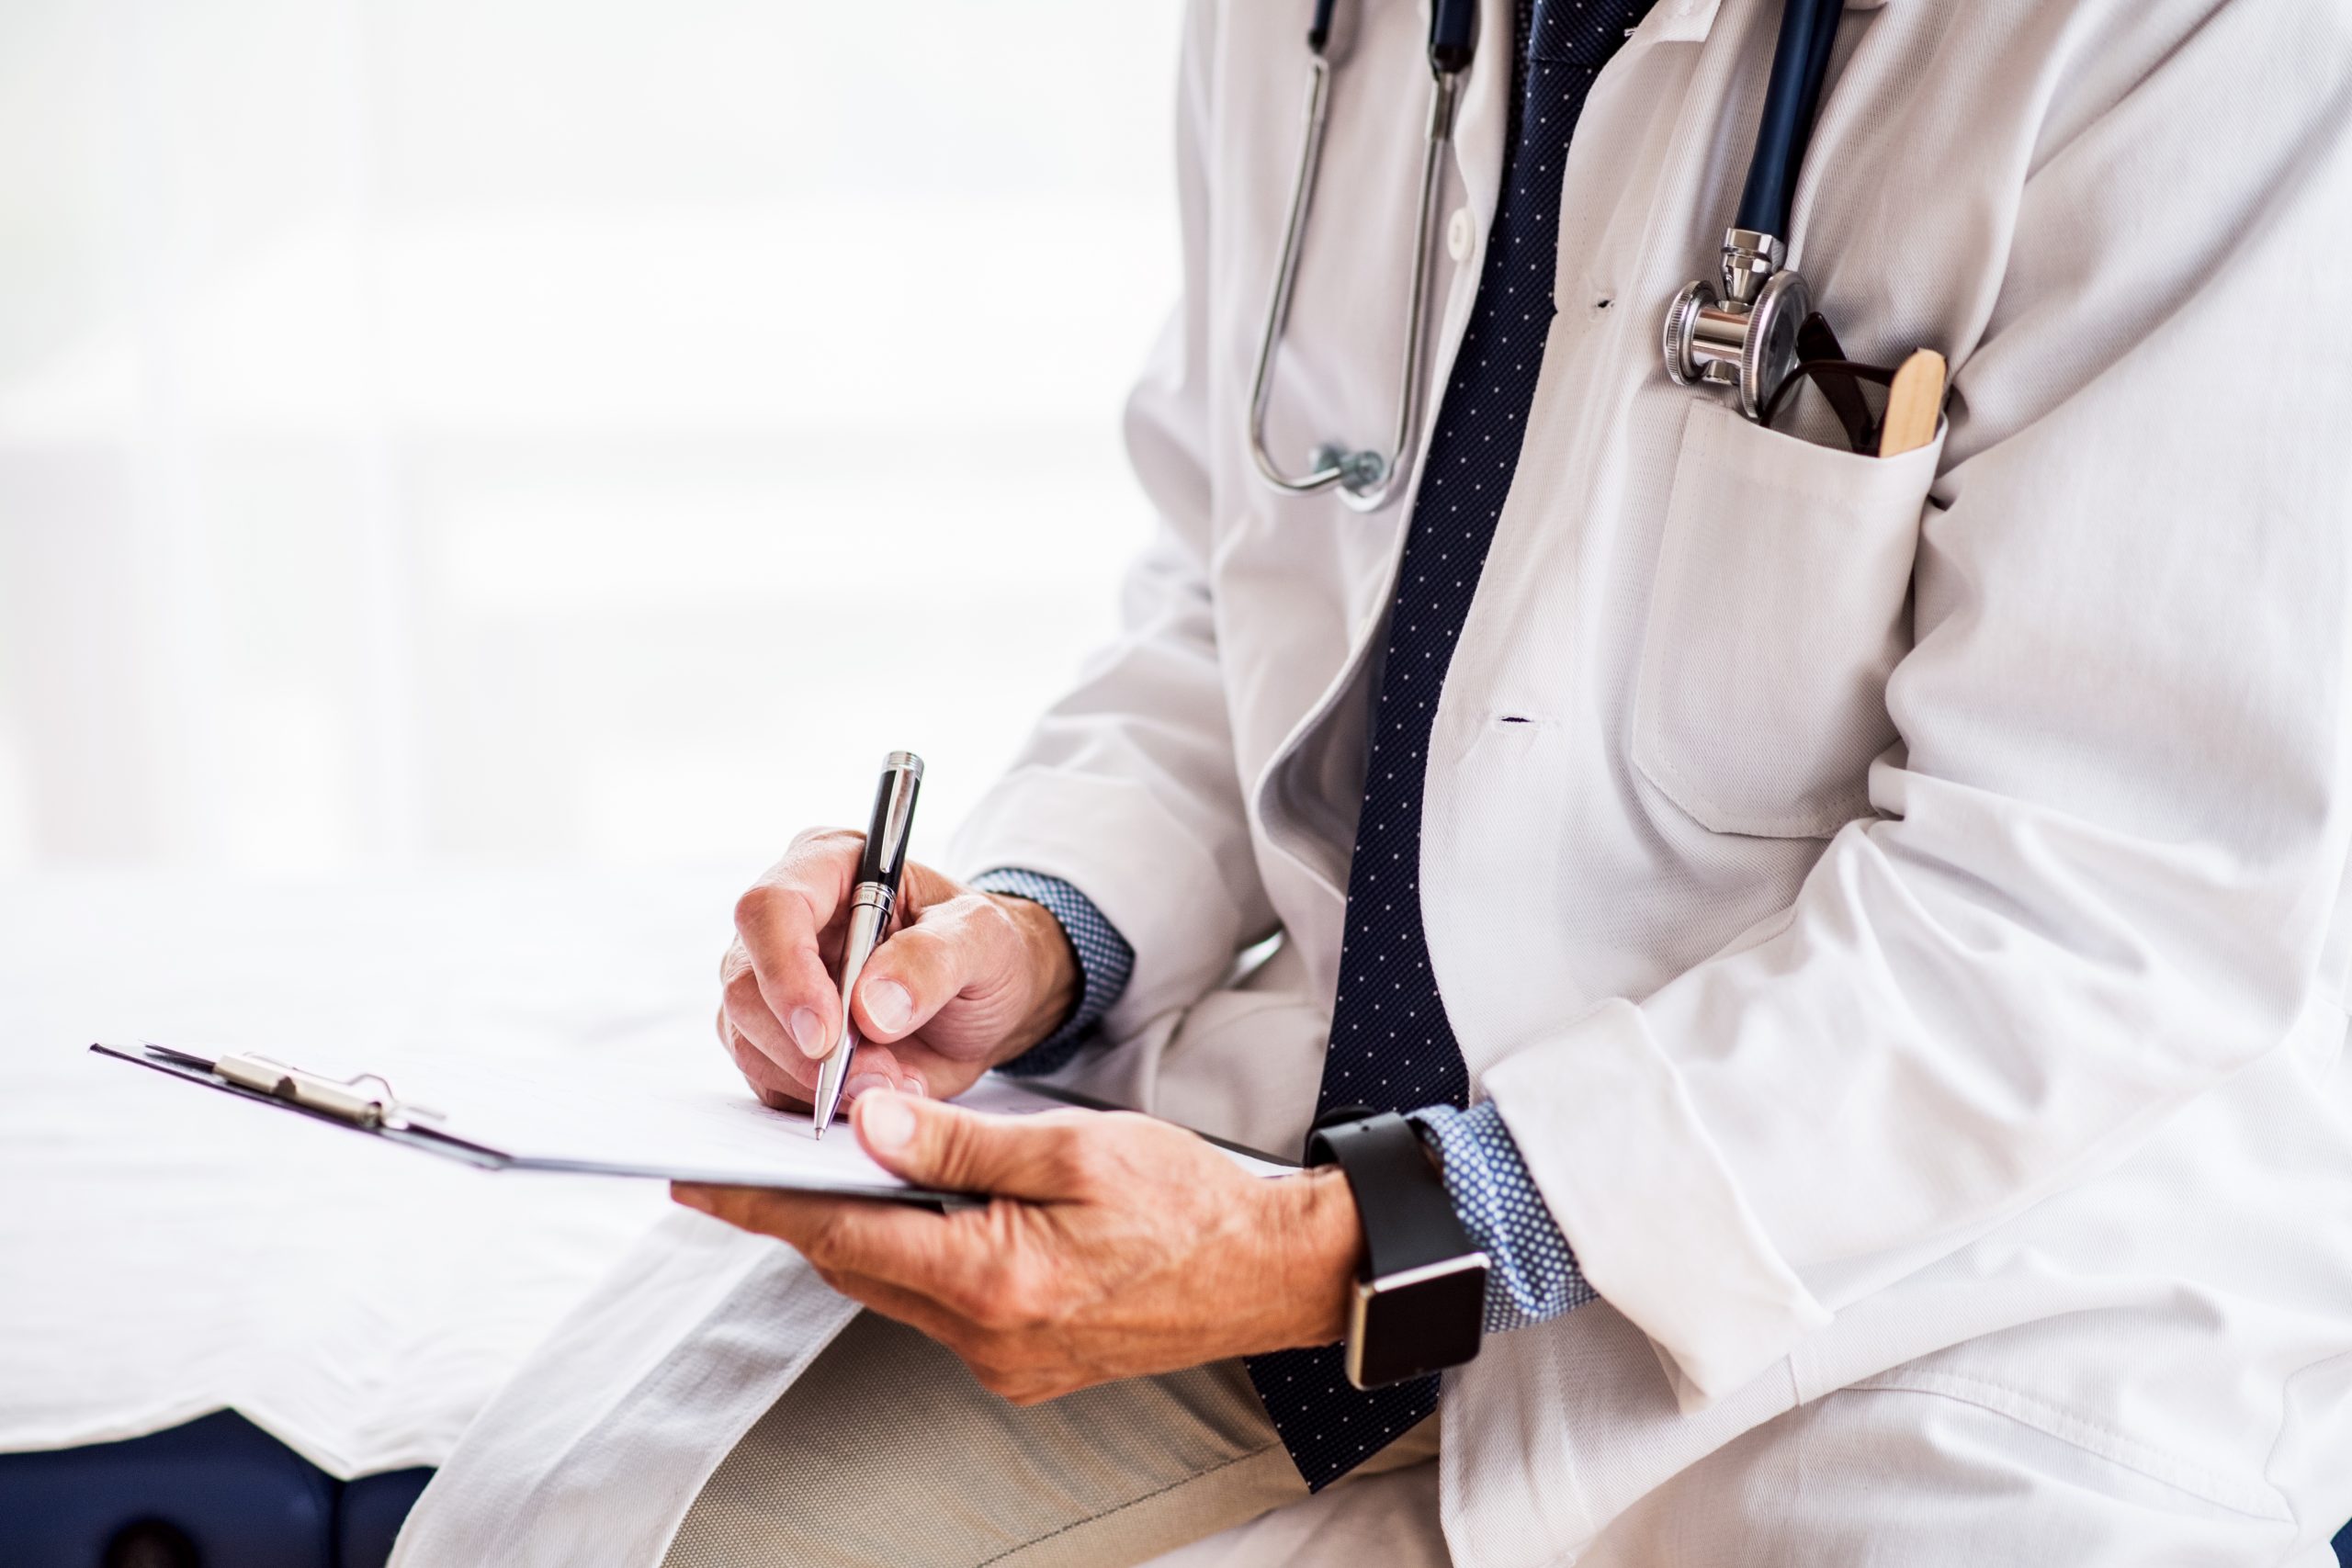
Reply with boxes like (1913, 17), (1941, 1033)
(1878, 348), (1947, 458)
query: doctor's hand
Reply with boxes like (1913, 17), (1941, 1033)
(673, 1092), (1360, 1403)
(719, 831), (1080, 1111)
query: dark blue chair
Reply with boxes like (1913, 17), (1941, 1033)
(0, 1412), (334, 1568)
(0, 1411), (428, 1568)
(338, 1467), (435, 1568)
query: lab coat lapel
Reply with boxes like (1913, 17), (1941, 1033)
(1449, 0), (1514, 243)
(1642, 0), (1896, 48)
(1243, 0), (1511, 955)
(1646, 0), (1726, 42)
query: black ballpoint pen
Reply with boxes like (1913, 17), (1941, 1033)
(812, 751), (923, 1138)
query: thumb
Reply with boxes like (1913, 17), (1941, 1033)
(854, 1092), (1085, 1201)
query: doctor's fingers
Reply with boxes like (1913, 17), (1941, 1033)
(849, 894), (1031, 1048)
(854, 1091), (1117, 1206)
(721, 938), (910, 1093)
(673, 1182), (987, 1309)
(733, 835), (866, 1060)
(718, 1004), (920, 1108)
(718, 1007), (814, 1109)
(719, 943), (808, 1068)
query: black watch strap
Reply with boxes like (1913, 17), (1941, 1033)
(1307, 1111), (1476, 1280)
(1309, 1111), (1488, 1389)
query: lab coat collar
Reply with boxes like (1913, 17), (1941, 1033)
(1646, 0), (1723, 42)
(1651, 0), (1894, 46)
(1450, 0), (1896, 282)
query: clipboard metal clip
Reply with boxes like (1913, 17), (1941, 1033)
(196, 1049), (444, 1132)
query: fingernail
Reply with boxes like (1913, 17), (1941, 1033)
(788, 1007), (823, 1055)
(863, 979), (912, 1034)
(861, 1092), (917, 1152)
(843, 1070), (893, 1101)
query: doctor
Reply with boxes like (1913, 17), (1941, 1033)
(398, 0), (2352, 1564)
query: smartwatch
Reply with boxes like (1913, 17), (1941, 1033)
(1308, 1111), (1489, 1390)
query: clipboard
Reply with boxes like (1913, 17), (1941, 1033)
(88, 1043), (1294, 1209)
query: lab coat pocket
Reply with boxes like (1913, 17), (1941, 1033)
(1633, 399), (1946, 839)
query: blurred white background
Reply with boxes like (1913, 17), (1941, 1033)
(0, 0), (1185, 872)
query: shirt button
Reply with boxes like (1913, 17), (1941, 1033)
(1446, 206), (1476, 262)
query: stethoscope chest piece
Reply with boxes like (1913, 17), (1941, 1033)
(1664, 227), (1812, 421)
(1662, 0), (1848, 426)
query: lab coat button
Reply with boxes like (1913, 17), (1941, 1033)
(1446, 206), (1475, 262)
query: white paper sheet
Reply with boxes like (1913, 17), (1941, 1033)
(12, 870), (1291, 1478)
(3, 870), (717, 1475)
(106, 1040), (1293, 1200)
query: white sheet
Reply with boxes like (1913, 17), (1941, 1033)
(0, 867), (755, 1477)
(96, 1043), (1291, 1196)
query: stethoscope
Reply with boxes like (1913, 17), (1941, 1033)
(1247, 0), (1478, 513)
(1248, 0), (1849, 510)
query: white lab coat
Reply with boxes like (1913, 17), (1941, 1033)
(398, 0), (2352, 1562)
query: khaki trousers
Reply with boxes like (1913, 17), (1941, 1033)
(653, 1305), (2337, 1568)
(659, 1312), (1439, 1568)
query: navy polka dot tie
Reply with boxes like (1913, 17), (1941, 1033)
(1247, 0), (1650, 1493)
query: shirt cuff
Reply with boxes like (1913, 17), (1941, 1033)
(1408, 1100), (1598, 1334)
(970, 868), (1136, 1077)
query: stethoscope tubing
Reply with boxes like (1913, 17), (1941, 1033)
(1253, 0), (1849, 511)
(1735, 0), (1843, 239)
(1247, 0), (1474, 512)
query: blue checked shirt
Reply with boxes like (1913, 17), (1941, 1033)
(971, 870), (1590, 1333)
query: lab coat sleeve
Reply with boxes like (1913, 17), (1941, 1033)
(1484, 1), (2352, 1403)
(947, 0), (1272, 1035)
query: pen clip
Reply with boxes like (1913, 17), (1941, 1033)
(854, 752), (924, 894)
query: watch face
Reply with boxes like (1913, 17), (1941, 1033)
(1347, 1258), (1487, 1390)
